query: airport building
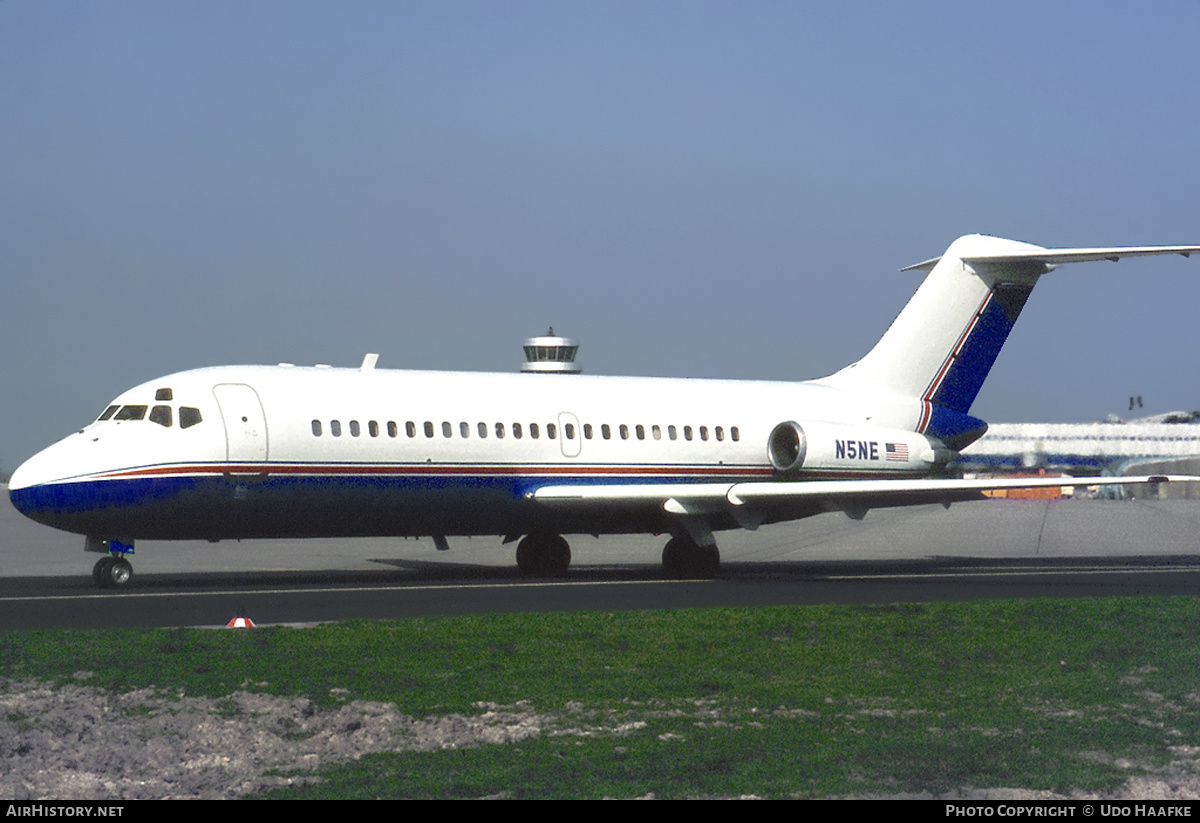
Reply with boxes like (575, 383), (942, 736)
(958, 412), (1200, 499)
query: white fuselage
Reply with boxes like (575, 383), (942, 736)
(7, 363), (934, 541)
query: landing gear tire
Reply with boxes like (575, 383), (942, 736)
(515, 532), (571, 577)
(93, 556), (133, 588)
(662, 536), (720, 579)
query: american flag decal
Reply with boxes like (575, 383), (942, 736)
(885, 443), (909, 462)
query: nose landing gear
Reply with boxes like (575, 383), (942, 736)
(86, 536), (135, 588)
(92, 555), (133, 588)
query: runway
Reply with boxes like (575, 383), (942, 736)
(2, 488), (1199, 629)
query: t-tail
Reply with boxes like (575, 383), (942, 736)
(823, 234), (1200, 450)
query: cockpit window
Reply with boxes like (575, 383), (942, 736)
(113, 405), (148, 421)
(149, 405), (173, 427)
(180, 407), (202, 429)
(98, 405), (119, 421)
(155, 388), (173, 401)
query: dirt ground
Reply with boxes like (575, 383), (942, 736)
(3, 676), (1200, 800)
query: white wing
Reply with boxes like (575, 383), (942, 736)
(529, 474), (1188, 522)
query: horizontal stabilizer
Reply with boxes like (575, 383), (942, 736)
(903, 244), (1200, 274)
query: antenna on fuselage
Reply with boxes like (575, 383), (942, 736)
(521, 328), (581, 374)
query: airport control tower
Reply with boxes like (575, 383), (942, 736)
(521, 328), (581, 374)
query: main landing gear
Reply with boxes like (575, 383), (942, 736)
(511, 532), (721, 579)
(87, 536), (134, 589)
(661, 535), (720, 579)
(515, 532), (571, 577)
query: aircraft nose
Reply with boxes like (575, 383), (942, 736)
(8, 455), (36, 493)
(7, 446), (68, 523)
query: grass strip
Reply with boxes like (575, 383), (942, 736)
(2, 597), (1198, 798)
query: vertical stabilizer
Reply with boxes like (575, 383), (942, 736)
(826, 235), (1045, 414)
(823, 234), (1200, 448)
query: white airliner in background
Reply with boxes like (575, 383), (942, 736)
(9, 234), (1200, 587)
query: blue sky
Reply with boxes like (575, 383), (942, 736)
(3, 1), (1199, 471)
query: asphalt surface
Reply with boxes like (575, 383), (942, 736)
(3, 487), (1199, 628)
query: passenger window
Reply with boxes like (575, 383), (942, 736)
(424, 421), (434, 438)
(635, 424), (645, 441)
(583, 423), (593, 439)
(731, 426), (740, 442)
(114, 405), (148, 421)
(388, 421), (398, 437)
(331, 420), (342, 437)
(547, 423), (557, 439)
(700, 426), (708, 441)
(652, 424), (661, 440)
(716, 426), (724, 442)
(619, 424), (629, 440)
(565, 423), (575, 440)
(312, 419), (322, 436)
(478, 422), (488, 439)
(530, 423), (539, 439)
(350, 420), (361, 437)
(149, 405), (172, 427)
(98, 405), (119, 421)
(513, 423), (523, 439)
(406, 421), (416, 438)
(369, 420), (379, 437)
(602, 424), (611, 440)
(669, 425), (677, 441)
(495, 422), (505, 439)
(460, 422), (470, 438)
(180, 407), (203, 429)
(442, 421), (452, 438)
(684, 426), (693, 441)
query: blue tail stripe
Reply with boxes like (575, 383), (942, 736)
(931, 283), (1033, 413)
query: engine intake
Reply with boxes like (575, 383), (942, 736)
(768, 421), (807, 473)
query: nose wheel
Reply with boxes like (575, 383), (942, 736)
(93, 556), (133, 588)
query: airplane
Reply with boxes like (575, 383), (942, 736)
(9, 234), (1200, 588)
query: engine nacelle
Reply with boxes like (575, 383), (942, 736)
(767, 420), (955, 474)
